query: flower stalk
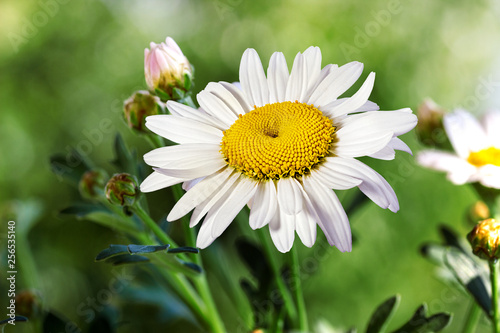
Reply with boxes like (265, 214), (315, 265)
(291, 246), (308, 331)
(491, 259), (500, 333)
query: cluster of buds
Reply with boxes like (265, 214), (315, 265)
(105, 173), (139, 207)
(468, 218), (500, 261)
(144, 37), (193, 100)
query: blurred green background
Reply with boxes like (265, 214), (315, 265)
(1, 0), (500, 332)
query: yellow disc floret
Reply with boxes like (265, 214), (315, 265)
(221, 101), (336, 180)
(467, 147), (500, 167)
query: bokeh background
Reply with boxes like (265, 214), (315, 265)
(1, 0), (500, 332)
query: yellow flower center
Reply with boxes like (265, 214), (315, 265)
(221, 101), (335, 180)
(467, 147), (500, 167)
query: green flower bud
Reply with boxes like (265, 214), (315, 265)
(416, 98), (447, 148)
(79, 169), (108, 199)
(468, 218), (500, 261)
(15, 290), (43, 318)
(105, 173), (139, 206)
(123, 90), (164, 133)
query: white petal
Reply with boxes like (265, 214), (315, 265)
(313, 164), (362, 190)
(481, 111), (500, 147)
(208, 176), (259, 238)
(477, 165), (500, 189)
(369, 137), (412, 160)
(144, 143), (220, 167)
(330, 157), (398, 212)
(204, 82), (247, 117)
(269, 209), (295, 253)
(417, 150), (477, 185)
(239, 49), (269, 107)
(322, 72), (375, 118)
(302, 46), (322, 94)
(140, 171), (186, 193)
(306, 64), (337, 99)
(153, 154), (226, 179)
(166, 101), (227, 130)
(303, 176), (352, 252)
(267, 52), (289, 104)
(219, 82), (253, 113)
(145, 115), (222, 144)
(190, 171), (241, 227)
(167, 167), (233, 221)
(182, 177), (203, 191)
(307, 61), (363, 107)
(277, 177), (303, 215)
(285, 52), (308, 102)
(293, 185), (318, 248)
(389, 137), (412, 154)
(249, 180), (278, 229)
(444, 110), (489, 158)
(197, 90), (238, 127)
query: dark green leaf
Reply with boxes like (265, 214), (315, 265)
(105, 254), (150, 266)
(439, 225), (468, 253)
(236, 238), (272, 288)
(0, 316), (28, 325)
(167, 247), (199, 254)
(366, 295), (400, 333)
(96, 245), (129, 261)
(127, 244), (170, 254)
(181, 261), (203, 274)
(43, 312), (80, 333)
(392, 304), (452, 332)
(49, 150), (94, 185)
(112, 134), (138, 175)
(445, 248), (491, 316)
(61, 203), (108, 217)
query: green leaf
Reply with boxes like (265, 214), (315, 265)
(0, 316), (28, 326)
(95, 244), (129, 261)
(167, 246), (199, 254)
(43, 312), (80, 333)
(181, 261), (202, 274)
(62, 204), (138, 234)
(391, 304), (451, 333)
(445, 248), (491, 316)
(127, 244), (170, 254)
(366, 295), (400, 333)
(112, 133), (139, 176)
(105, 254), (150, 266)
(49, 150), (94, 185)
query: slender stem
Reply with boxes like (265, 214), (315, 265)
(462, 301), (481, 333)
(256, 228), (298, 322)
(291, 246), (308, 332)
(171, 183), (226, 333)
(132, 204), (178, 247)
(490, 259), (500, 333)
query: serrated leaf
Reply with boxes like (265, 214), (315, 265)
(366, 295), (400, 333)
(127, 244), (170, 254)
(167, 247), (199, 254)
(424, 313), (452, 331)
(444, 248), (491, 316)
(105, 254), (150, 266)
(96, 245), (129, 261)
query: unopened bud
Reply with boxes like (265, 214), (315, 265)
(468, 201), (491, 224)
(79, 169), (108, 199)
(123, 91), (164, 133)
(16, 290), (42, 318)
(144, 37), (193, 99)
(105, 173), (139, 206)
(468, 218), (500, 261)
(416, 98), (447, 147)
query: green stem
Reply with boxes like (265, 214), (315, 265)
(132, 204), (178, 247)
(490, 259), (500, 333)
(171, 184), (226, 333)
(291, 246), (308, 332)
(462, 302), (481, 333)
(256, 228), (298, 322)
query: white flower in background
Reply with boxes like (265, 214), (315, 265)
(141, 47), (417, 253)
(144, 37), (192, 93)
(418, 110), (500, 189)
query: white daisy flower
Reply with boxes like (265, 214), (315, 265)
(418, 109), (500, 189)
(140, 47), (417, 253)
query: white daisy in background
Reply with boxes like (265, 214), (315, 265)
(140, 47), (417, 253)
(418, 110), (500, 189)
